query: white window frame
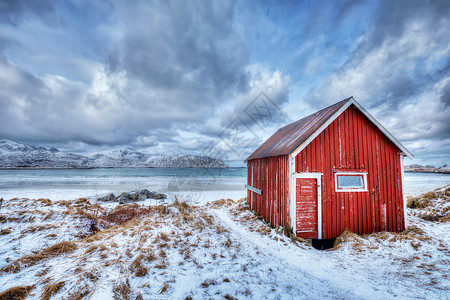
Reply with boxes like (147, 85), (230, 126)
(335, 171), (368, 192)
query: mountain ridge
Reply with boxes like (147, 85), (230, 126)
(0, 139), (227, 169)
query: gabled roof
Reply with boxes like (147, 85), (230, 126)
(245, 97), (413, 161)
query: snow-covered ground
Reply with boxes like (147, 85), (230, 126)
(0, 170), (449, 299)
(0, 193), (449, 299)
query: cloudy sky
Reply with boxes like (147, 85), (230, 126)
(0, 0), (449, 166)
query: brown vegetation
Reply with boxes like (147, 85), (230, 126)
(113, 279), (132, 300)
(0, 285), (34, 300)
(41, 281), (65, 300)
(0, 228), (11, 235)
(1, 241), (77, 274)
(407, 185), (450, 222)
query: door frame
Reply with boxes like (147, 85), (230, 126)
(289, 172), (322, 239)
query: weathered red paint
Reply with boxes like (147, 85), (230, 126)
(247, 155), (289, 227)
(296, 178), (318, 238)
(294, 105), (404, 238)
(246, 99), (410, 240)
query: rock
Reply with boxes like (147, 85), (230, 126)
(116, 189), (167, 204)
(97, 193), (116, 202)
(116, 192), (137, 204)
(139, 189), (167, 200)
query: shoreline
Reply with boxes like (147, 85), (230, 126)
(0, 166), (233, 170)
(405, 170), (450, 174)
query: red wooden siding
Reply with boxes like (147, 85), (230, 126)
(294, 105), (405, 239)
(246, 155), (289, 228)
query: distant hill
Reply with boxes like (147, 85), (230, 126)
(0, 139), (227, 169)
(404, 164), (450, 174)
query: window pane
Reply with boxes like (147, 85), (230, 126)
(338, 175), (363, 188)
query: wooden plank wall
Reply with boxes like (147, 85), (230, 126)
(246, 155), (289, 228)
(295, 104), (405, 239)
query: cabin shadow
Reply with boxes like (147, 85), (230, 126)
(311, 238), (336, 250)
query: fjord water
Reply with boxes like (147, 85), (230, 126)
(0, 168), (247, 201)
(0, 168), (448, 201)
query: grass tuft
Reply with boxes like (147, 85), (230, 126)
(113, 279), (132, 300)
(1, 241), (77, 274)
(200, 279), (217, 288)
(0, 228), (11, 235)
(0, 285), (34, 300)
(41, 281), (65, 300)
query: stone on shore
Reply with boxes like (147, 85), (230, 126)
(116, 189), (167, 204)
(97, 193), (116, 202)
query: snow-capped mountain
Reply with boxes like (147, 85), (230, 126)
(0, 139), (93, 168)
(0, 139), (227, 168)
(89, 147), (228, 168)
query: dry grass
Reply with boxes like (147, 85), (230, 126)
(130, 254), (148, 277)
(208, 198), (235, 208)
(0, 228), (11, 235)
(33, 198), (53, 206)
(42, 210), (54, 221)
(65, 286), (90, 300)
(0, 215), (36, 223)
(333, 229), (364, 250)
(21, 224), (57, 234)
(158, 283), (169, 294)
(98, 204), (155, 228)
(41, 281), (65, 300)
(0, 285), (34, 300)
(83, 270), (100, 283)
(172, 198), (190, 212)
(407, 185), (450, 222)
(332, 224), (433, 252)
(407, 196), (431, 209)
(113, 279), (132, 300)
(135, 265), (148, 277)
(200, 279), (217, 288)
(1, 241), (77, 274)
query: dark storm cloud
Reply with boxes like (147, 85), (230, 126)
(108, 1), (249, 96)
(0, 0), (257, 152)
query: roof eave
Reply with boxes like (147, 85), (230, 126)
(289, 97), (413, 159)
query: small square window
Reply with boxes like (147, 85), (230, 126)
(335, 172), (367, 192)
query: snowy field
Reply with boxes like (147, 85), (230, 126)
(0, 195), (448, 299)
(0, 169), (449, 299)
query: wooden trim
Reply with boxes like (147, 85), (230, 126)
(401, 156), (407, 228)
(291, 172), (323, 239)
(245, 184), (262, 195)
(290, 97), (413, 159)
(289, 155), (296, 233)
(334, 171), (368, 192)
(290, 101), (353, 159)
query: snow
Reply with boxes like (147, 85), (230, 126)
(0, 193), (449, 299)
(0, 165), (449, 299)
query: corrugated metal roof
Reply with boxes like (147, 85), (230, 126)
(245, 97), (352, 161)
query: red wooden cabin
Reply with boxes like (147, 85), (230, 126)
(245, 97), (413, 240)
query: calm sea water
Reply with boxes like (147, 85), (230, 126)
(0, 168), (247, 200)
(0, 168), (448, 200)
